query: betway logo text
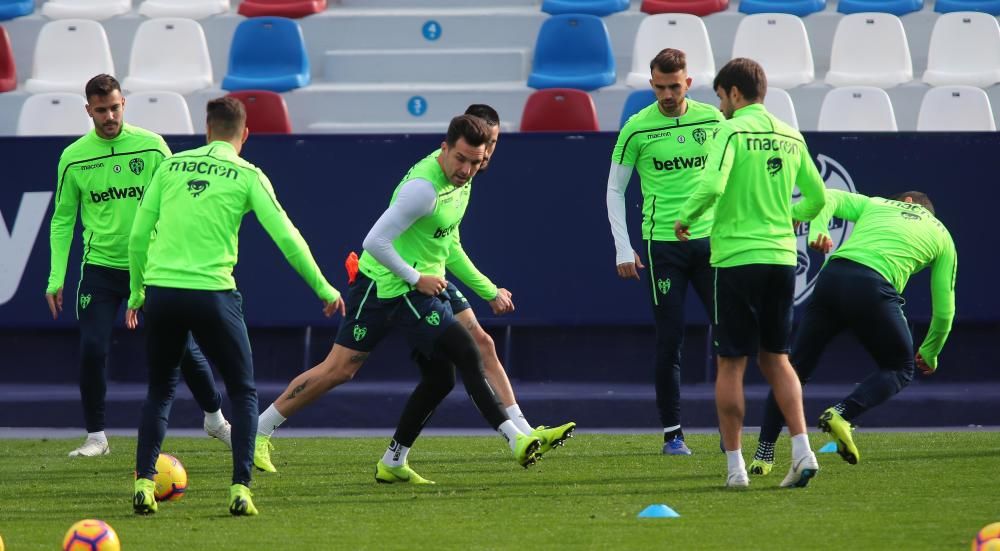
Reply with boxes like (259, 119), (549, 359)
(90, 186), (144, 203)
(0, 192), (53, 305)
(652, 156), (707, 171)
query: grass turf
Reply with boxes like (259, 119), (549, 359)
(1, 432), (998, 550)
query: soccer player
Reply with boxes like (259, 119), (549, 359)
(606, 48), (724, 455)
(376, 105), (574, 484)
(748, 190), (956, 474)
(127, 97), (342, 516)
(255, 115), (542, 476)
(46, 74), (230, 458)
(675, 58), (826, 488)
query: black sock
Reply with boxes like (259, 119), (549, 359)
(754, 440), (775, 462)
(664, 428), (684, 442)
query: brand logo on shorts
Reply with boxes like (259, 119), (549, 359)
(426, 311), (441, 326)
(793, 154), (856, 307)
(657, 278), (671, 295)
(693, 128), (707, 145)
(187, 179), (209, 198)
(767, 157), (783, 176)
(79, 294), (92, 309)
(129, 158), (144, 175)
(353, 325), (367, 341)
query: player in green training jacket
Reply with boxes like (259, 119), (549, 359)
(127, 97), (342, 517)
(606, 48), (724, 455)
(749, 189), (957, 473)
(675, 58), (826, 489)
(45, 74), (230, 458)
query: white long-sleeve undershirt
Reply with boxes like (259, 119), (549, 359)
(605, 162), (637, 265)
(362, 178), (437, 285)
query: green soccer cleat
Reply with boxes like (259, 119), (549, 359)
(818, 407), (860, 465)
(374, 460), (435, 484)
(748, 459), (773, 476)
(513, 433), (541, 469)
(531, 422), (576, 456)
(229, 484), (258, 516)
(133, 478), (158, 515)
(253, 434), (277, 473)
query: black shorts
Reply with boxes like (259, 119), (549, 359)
(444, 282), (471, 315)
(713, 264), (795, 357)
(335, 274), (459, 355)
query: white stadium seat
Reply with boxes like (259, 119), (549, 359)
(826, 13), (912, 88)
(917, 85), (996, 131)
(41, 0), (131, 21)
(818, 86), (898, 131)
(923, 12), (1000, 88)
(16, 93), (91, 136)
(732, 14), (814, 89)
(125, 91), (195, 135)
(123, 18), (213, 95)
(138, 0), (230, 19)
(625, 14), (715, 89)
(764, 88), (799, 129)
(24, 20), (115, 94)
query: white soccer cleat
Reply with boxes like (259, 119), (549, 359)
(780, 451), (819, 488)
(726, 470), (750, 488)
(204, 419), (232, 450)
(68, 438), (109, 457)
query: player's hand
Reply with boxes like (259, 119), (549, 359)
(45, 287), (63, 319)
(489, 288), (514, 315)
(616, 251), (645, 280)
(915, 352), (935, 376)
(809, 234), (833, 254)
(323, 297), (346, 318)
(125, 308), (140, 330)
(674, 220), (690, 242)
(415, 275), (447, 296)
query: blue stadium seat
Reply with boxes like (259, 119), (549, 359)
(738, 0), (825, 16)
(619, 89), (656, 128)
(222, 17), (310, 93)
(527, 14), (616, 91)
(934, 0), (1000, 13)
(0, 0), (33, 20)
(542, 0), (630, 16)
(838, 0), (923, 15)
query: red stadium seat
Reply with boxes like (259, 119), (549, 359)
(520, 89), (600, 132)
(237, 0), (326, 18)
(0, 26), (14, 92)
(227, 90), (292, 134)
(641, 0), (729, 16)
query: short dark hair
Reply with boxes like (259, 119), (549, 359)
(465, 104), (500, 127)
(206, 97), (247, 139)
(713, 58), (767, 102)
(85, 74), (121, 100)
(650, 48), (687, 74)
(891, 191), (935, 214)
(445, 114), (489, 148)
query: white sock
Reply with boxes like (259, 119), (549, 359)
(790, 432), (812, 460)
(726, 450), (745, 473)
(498, 420), (523, 451)
(505, 404), (533, 434)
(203, 409), (225, 428)
(258, 404), (286, 437)
(381, 439), (410, 467)
(87, 431), (107, 443)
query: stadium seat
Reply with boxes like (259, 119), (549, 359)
(222, 17), (310, 93)
(619, 89), (656, 127)
(237, 0), (326, 18)
(0, 26), (15, 93)
(738, 0), (825, 16)
(16, 92), (91, 136)
(138, 0), (231, 19)
(520, 88), (600, 132)
(527, 14), (615, 91)
(542, 0), (630, 16)
(640, 0), (729, 16)
(125, 91), (195, 135)
(0, 0), (33, 20)
(731, 14), (814, 89)
(826, 13), (912, 88)
(764, 88), (798, 129)
(838, 0), (922, 15)
(24, 20), (115, 94)
(41, 0), (131, 20)
(916, 85), (996, 131)
(817, 86), (897, 131)
(227, 90), (292, 133)
(934, 0), (1000, 13)
(625, 14), (715, 89)
(923, 12), (1000, 88)
(124, 18), (213, 95)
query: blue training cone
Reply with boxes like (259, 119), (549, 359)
(638, 504), (680, 518)
(819, 441), (838, 453)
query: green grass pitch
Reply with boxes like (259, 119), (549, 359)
(1, 432), (998, 550)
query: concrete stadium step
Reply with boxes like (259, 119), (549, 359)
(323, 48), (529, 83)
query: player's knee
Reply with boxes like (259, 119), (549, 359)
(472, 328), (496, 356)
(435, 324), (482, 368)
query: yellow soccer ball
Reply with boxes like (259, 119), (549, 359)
(973, 522), (1000, 551)
(154, 453), (188, 502)
(62, 519), (120, 551)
